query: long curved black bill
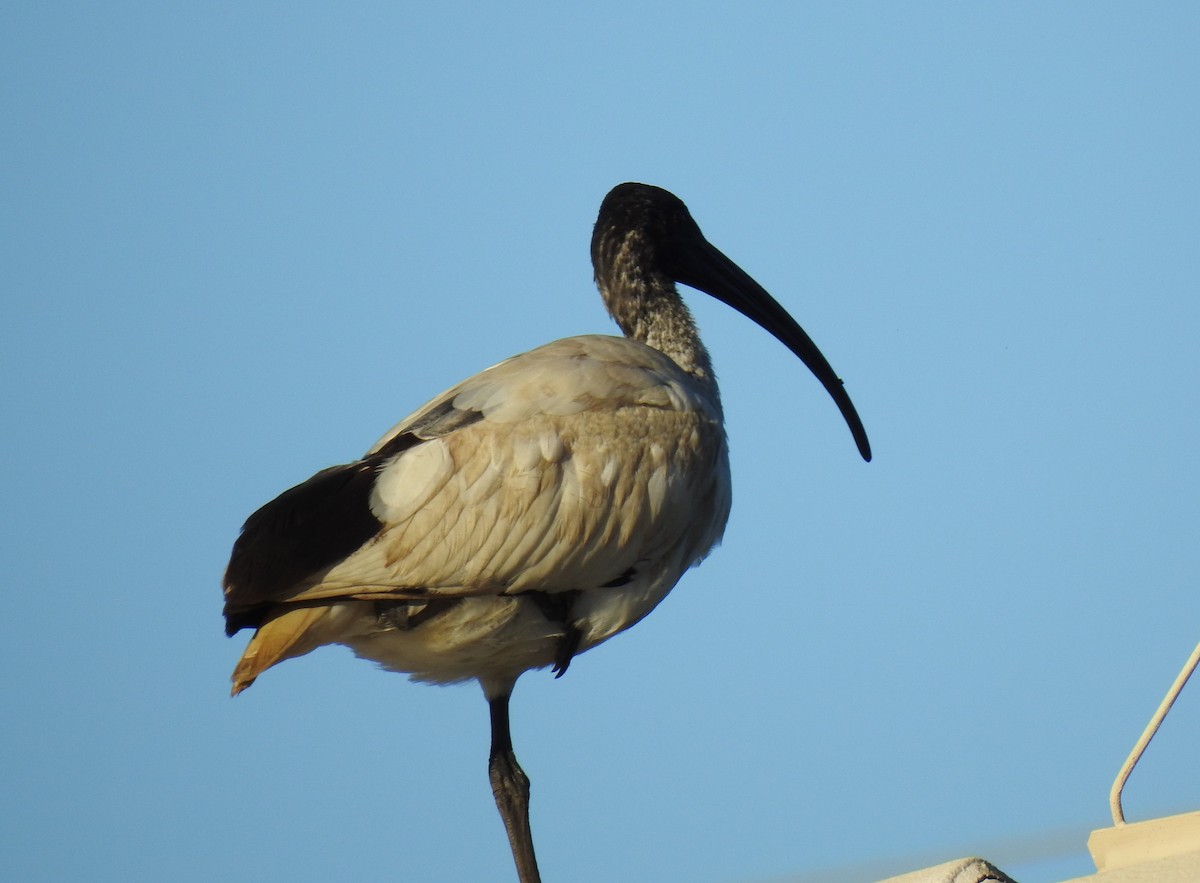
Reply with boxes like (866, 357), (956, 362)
(675, 239), (872, 462)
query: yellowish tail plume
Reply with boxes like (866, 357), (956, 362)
(231, 606), (329, 696)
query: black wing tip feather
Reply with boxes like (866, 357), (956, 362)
(223, 609), (259, 637)
(220, 411), (481, 638)
(221, 457), (389, 634)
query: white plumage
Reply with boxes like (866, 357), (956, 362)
(233, 335), (730, 693)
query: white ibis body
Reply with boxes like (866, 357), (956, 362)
(223, 183), (871, 883)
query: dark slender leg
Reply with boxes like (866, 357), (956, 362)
(489, 693), (542, 883)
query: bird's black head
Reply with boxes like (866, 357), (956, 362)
(591, 182), (872, 462)
(591, 183), (706, 297)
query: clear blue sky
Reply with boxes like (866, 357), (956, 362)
(3, 4), (1197, 882)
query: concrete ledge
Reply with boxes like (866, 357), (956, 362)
(1088, 810), (1200, 872)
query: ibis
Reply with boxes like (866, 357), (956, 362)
(223, 182), (871, 882)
